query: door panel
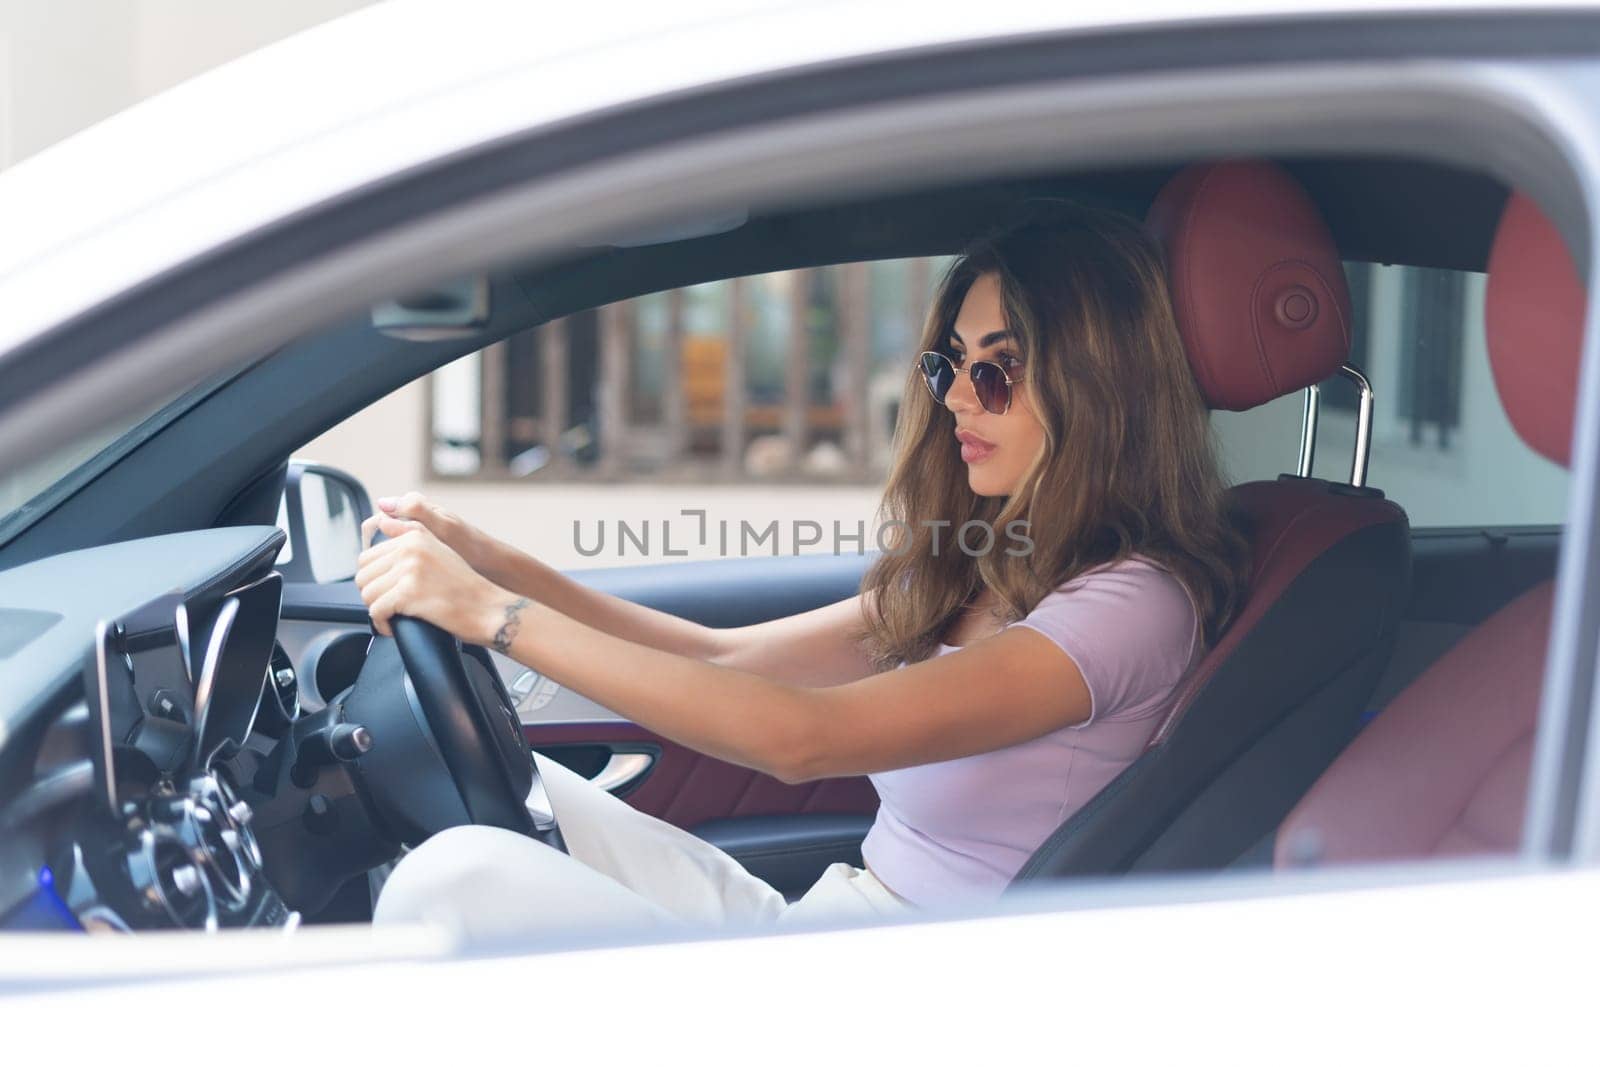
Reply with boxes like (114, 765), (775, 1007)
(523, 721), (878, 829)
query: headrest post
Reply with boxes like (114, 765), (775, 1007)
(1296, 384), (1320, 479)
(1337, 363), (1374, 488)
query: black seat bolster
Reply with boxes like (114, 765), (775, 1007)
(1012, 518), (1410, 884)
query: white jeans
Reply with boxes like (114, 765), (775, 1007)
(374, 754), (906, 939)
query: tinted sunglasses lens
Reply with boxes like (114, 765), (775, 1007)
(970, 362), (1010, 414)
(919, 352), (954, 403)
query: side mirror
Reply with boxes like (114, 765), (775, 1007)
(275, 462), (372, 583)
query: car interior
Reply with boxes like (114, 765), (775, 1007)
(0, 147), (1577, 931)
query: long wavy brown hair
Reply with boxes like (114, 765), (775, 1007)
(857, 204), (1250, 672)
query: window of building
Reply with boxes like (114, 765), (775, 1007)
(424, 258), (950, 485)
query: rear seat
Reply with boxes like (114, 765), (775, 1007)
(1275, 191), (1583, 865)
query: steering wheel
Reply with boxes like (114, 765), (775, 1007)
(364, 530), (566, 852)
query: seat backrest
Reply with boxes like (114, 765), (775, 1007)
(1275, 191), (1585, 865)
(1015, 161), (1412, 882)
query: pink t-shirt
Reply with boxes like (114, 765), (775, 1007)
(861, 557), (1202, 905)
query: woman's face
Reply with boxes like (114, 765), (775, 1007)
(942, 272), (1045, 497)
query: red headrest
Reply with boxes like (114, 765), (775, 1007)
(1485, 192), (1586, 469)
(1147, 160), (1352, 411)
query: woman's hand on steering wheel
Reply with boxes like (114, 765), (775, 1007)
(361, 491), (516, 585)
(355, 513), (525, 646)
(354, 512), (558, 846)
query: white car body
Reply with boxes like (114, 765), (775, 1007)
(3, 863), (1596, 1057)
(0, 0), (1579, 358)
(2, 1), (1598, 1058)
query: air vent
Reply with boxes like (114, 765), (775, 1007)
(126, 822), (216, 931)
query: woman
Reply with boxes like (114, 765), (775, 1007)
(356, 205), (1250, 936)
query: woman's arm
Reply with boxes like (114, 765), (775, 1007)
(356, 521), (1090, 783)
(485, 536), (732, 660)
(365, 494), (876, 686)
(365, 493), (725, 660)
(489, 547), (878, 687)
(710, 593), (880, 687)
(488, 600), (1089, 783)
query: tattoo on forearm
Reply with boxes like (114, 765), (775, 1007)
(492, 597), (530, 655)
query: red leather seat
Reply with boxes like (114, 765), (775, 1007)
(1016, 161), (1412, 880)
(1275, 191), (1583, 865)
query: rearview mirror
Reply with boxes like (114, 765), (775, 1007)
(275, 462), (372, 583)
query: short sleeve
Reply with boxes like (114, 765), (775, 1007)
(1007, 559), (1200, 725)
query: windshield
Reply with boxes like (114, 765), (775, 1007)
(0, 371), (236, 549)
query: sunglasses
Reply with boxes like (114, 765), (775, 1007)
(916, 351), (1022, 416)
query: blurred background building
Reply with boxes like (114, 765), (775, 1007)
(300, 261), (951, 569)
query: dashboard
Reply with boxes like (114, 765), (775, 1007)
(0, 527), (299, 930)
(93, 573), (283, 809)
(0, 523), (607, 933)
(81, 573), (293, 929)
